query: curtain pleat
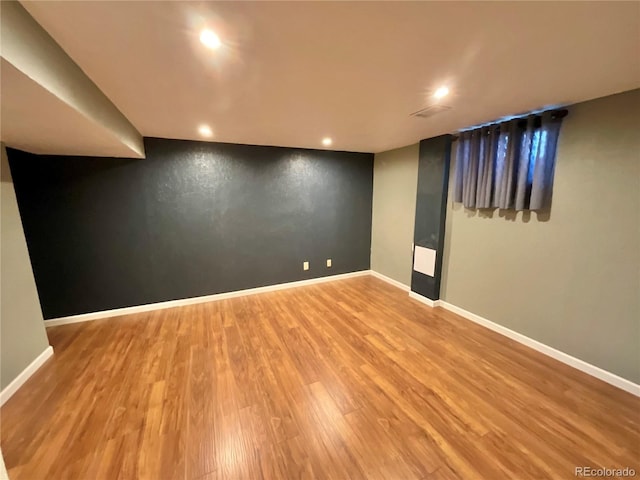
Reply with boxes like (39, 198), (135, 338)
(462, 130), (479, 208)
(530, 113), (562, 210)
(494, 121), (519, 209)
(475, 126), (495, 208)
(492, 124), (507, 209)
(453, 131), (467, 204)
(515, 117), (536, 210)
(455, 111), (564, 211)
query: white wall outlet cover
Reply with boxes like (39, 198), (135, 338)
(303, 261), (309, 271)
(413, 246), (436, 277)
(326, 259), (332, 267)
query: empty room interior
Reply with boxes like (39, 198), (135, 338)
(1, 1), (639, 479)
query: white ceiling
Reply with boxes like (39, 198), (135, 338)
(10, 1), (640, 154)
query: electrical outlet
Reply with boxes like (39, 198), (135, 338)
(303, 261), (309, 271)
(326, 259), (332, 268)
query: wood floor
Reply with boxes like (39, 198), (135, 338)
(2, 276), (639, 479)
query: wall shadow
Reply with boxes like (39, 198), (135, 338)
(457, 204), (552, 222)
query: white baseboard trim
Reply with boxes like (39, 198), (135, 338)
(1, 346), (54, 406)
(45, 270), (371, 327)
(369, 271), (410, 292)
(369, 272), (639, 397)
(408, 291), (442, 308)
(437, 301), (640, 397)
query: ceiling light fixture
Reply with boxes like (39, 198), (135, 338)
(200, 29), (221, 49)
(322, 137), (332, 147)
(198, 125), (213, 137)
(433, 86), (450, 99)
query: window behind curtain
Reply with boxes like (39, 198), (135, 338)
(453, 110), (567, 211)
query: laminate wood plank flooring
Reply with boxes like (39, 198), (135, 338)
(2, 276), (639, 479)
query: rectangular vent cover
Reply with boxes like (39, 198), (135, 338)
(410, 104), (452, 119)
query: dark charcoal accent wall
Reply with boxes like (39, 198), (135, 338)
(411, 135), (452, 300)
(8, 138), (373, 319)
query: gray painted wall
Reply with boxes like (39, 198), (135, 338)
(1, 143), (50, 390)
(9, 138), (373, 319)
(371, 144), (419, 286)
(441, 89), (640, 383)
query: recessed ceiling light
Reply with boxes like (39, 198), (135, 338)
(322, 137), (332, 146)
(198, 125), (213, 137)
(200, 29), (221, 49)
(433, 86), (450, 99)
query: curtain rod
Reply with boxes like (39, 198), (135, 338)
(450, 108), (569, 141)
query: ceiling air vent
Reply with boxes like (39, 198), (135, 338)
(410, 104), (452, 119)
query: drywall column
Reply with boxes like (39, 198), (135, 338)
(411, 135), (452, 300)
(1, 143), (51, 393)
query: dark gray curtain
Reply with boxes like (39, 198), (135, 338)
(454, 111), (565, 211)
